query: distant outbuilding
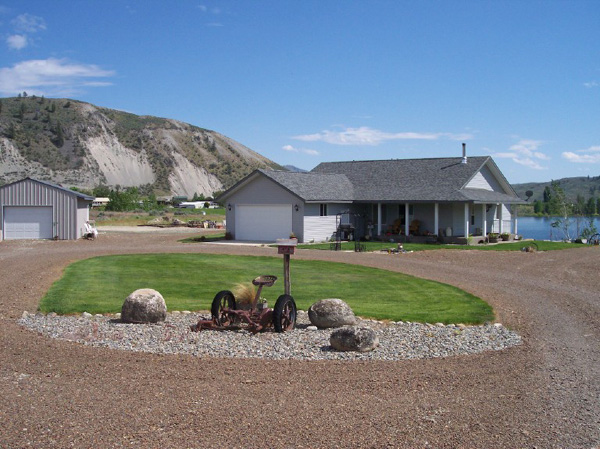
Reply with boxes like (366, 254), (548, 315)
(0, 177), (94, 241)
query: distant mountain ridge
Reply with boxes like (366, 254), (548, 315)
(513, 175), (600, 202)
(0, 96), (282, 196)
(283, 165), (308, 172)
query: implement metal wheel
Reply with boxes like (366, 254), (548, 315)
(211, 290), (236, 326)
(272, 294), (297, 333)
(521, 242), (539, 252)
(588, 233), (600, 246)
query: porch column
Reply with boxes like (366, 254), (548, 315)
(482, 203), (487, 236)
(434, 203), (439, 236)
(377, 203), (382, 236)
(405, 203), (410, 236)
(464, 203), (470, 237)
(498, 204), (503, 234)
(513, 206), (518, 235)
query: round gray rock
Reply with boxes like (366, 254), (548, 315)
(308, 298), (357, 329)
(121, 288), (167, 323)
(330, 326), (379, 352)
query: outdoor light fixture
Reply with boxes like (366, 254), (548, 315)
(294, 204), (299, 212)
(227, 203), (232, 211)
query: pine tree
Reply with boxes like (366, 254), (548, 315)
(54, 120), (64, 147)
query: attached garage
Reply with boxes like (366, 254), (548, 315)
(235, 204), (292, 241)
(0, 178), (94, 241)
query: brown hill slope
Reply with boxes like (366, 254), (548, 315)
(0, 96), (281, 196)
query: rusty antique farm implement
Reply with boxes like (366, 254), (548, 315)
(190, 275), (297, 333)
(190, 239), (298, 334)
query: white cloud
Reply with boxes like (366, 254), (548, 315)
(562, 146), (600, 163)
(11, 13), (46, 33)
(292, 126), (471, 146)
(583, 81), (598, 88)
(282, 144), (319, 155)
(0, 58), (115, 96)
(494, 139), (549, 170)
(6, 34), (28, 50)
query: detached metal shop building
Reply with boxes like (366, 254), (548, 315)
(0, 178), (94, 241)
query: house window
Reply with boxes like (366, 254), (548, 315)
(320, 204), (328, 216)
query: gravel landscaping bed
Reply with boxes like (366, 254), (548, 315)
(19, 310), (521, 361)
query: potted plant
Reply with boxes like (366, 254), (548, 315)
(488, 232), (499, 243)
(500, 232), (510, 241)
(257, 297), (268, 311)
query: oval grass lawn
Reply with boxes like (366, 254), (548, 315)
(39, 254), (494, 324)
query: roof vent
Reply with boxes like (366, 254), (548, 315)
(461, 143), (467, 164)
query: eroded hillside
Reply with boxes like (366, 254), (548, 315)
(0, 96), (281, 196)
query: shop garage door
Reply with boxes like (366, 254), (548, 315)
(3, 206), (53, 239)
(235, 204), (292, 241)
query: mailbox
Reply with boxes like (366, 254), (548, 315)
(276, 238), (297, 255)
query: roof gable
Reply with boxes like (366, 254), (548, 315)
(219, 169), (354, 202)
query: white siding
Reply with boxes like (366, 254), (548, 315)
(466, 166), (504, 192)
(304, 216), (337, 242)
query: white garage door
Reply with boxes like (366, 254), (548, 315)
(3, 206), (53, 240)
(235, 204), (292, 241)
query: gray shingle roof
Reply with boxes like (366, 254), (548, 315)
(220, 156), (524, 204)
(311, 156), (523, 203)
(259, 169), (354, 201)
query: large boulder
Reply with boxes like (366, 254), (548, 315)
(121, 288), (167, 323)
(308, 298), (357, 328)
(330, 326), (379, 352)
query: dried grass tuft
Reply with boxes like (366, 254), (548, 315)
(233, 282), (256, 305)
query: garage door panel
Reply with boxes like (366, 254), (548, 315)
(236, 204), (292, 241)
(4, 206), (53, 239)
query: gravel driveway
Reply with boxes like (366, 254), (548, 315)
(0, 231), (598, 448)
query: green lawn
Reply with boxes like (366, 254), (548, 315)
(39, 254), (493, 324)
(297, 240), (581, 252)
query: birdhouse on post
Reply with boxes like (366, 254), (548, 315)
(276, 238), (297, 295)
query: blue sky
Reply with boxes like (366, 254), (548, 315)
(0, 1), (598, 184)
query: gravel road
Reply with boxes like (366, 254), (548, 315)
(0, 231), (598, 448)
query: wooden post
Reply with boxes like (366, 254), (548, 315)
(276, 238), (296, 296)
(283, 253), (291, 295)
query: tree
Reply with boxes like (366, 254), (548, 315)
(18, 102), (26, 121)
(533, 200), (543, 214)
(585, 197), (597, 216)
(543, 186), (552, 203)
(53, 120), (64, 147)
(574, 194), (586, 215)
(525, 190), (533, 201)
(93, 184), (111, 197)
(548, 181), (573, 240)
(105, 187), (140, 211)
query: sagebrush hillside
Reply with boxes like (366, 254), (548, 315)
(0, 96), (282, 196)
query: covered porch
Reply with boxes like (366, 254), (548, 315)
(356, 200), (521, 243)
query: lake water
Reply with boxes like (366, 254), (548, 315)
(517, 216), (600, 241)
